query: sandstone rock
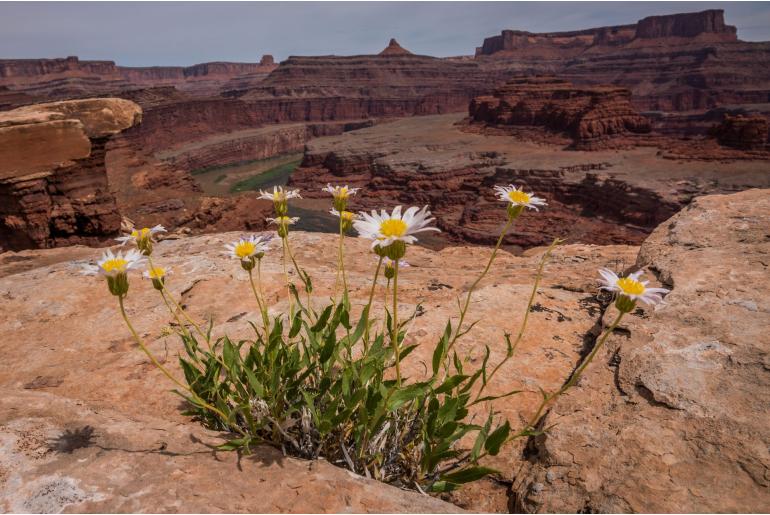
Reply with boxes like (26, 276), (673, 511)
(467, 77), (651, 149)
(379, 38), (413, 56)
(289, 114), (770, 248)
(0, 99), (142, 251)
(475, 9), (770, 117)
(634, 9), (737, 40)
(0, 228), (639, 512)
(513, 189), (770, 512)
(712, 114), (769, 150)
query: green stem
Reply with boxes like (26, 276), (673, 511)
(447, 216), (514, 354)
(159, 289), (190, 338)
(285, 235), (311, 316)
(391, 260), (401, 386)
(474, 238), (560, 402)
(281, 237), (294, 319)
(515, 309), (625, 439)
(362, 255), (383, 349)
(340, 226), (349, 302)
(248, 269), (270, 338)
(147, 255), (209, 347)
(118, 295), (235, 429)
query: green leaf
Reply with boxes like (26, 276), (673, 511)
(311, 305), (333, 333)
(435, 374), (469, 395)
(217, 437), (251, 451)
(386, 382), (431, 411)
(222, 338), (238, 373)
(319, 330), (337, 364)
(432, 321), (451, 376)
(471, 411), (493, 461)
(289, 313), (302, 338)
(243, 368), (264, 397)
(399, 344), (419, 361)
(484, 421), (511, 456)
(428, 481), (457, 493)
(440, 466), (499, 484)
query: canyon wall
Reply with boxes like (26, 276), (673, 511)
(476, 10), (737, 57)
(475, 10), (770, 115)
(0, 98), (141, 250)
(467, 77), (651, 149)
(288, 114), (770, 248)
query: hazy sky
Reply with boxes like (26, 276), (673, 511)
(1, 2), (769, 66)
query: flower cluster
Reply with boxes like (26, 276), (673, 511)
(81, 177), (672, 493)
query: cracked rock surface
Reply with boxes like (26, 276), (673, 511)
(0, 224), (636, 512)
(513, 188), (770, 513)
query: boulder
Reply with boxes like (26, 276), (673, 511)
(514, 188), (770, 512)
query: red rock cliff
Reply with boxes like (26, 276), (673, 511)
(0, 98), (142, 250)
(468, 77), (651, 149)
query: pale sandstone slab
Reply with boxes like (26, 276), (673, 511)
(514, 189), (770, 513)
(0, 229), (637, 512)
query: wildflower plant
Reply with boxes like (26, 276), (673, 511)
(84, 183), (668, 493)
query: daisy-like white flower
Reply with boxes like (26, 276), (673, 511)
(330, 208), (357, 232)
(116, 224), (166, 255)
(598, 268), (670, 312)
(258, 186), (302, 216)
(494, 184), (547, 219)
(323, 184), (360, 211)
(353, 205), (439, 259)
(267, 216), (300, 239)
(82, 249), (145, 296)
(225, 235), (272, 270)
(143, 266), (170, 291)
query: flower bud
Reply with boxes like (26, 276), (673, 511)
(383, 240), (406, 261)
(615, 295), (637, 313)
(384, 264), (395, 280)
(107, 272), (129, 297)
(333, 197), (348, 212)
(240, 257), (256, 272)
(507, 203), (525, 221)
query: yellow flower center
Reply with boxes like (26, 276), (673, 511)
(508, 190), (531, 205)
(380, 218), (408, 238)
(340, 211), (355, 221)
(131, 228), (151, 240)
(617, 277), (645, 296)
(101, 258), (128, 273)
(336, 187), (349, 198)
(147, 267), (166, 279)
(234, 241), (256, 259)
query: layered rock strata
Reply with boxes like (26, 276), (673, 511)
(289, 114), (770, 248)
(467, 77), (651, 149)
(712, 114), (769, 150)
(0, 98), (141, 250)
(475, 10), (770, 116)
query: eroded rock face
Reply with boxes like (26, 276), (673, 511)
(513, 189), (770, 513)
(467, 77), (651, 149)
(713, 114), (769, 150)
(475, 9), (770, 115)
(0, 98), (141, 250)
(289, 114), (770, 248)
(379, 38), (413, 56)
